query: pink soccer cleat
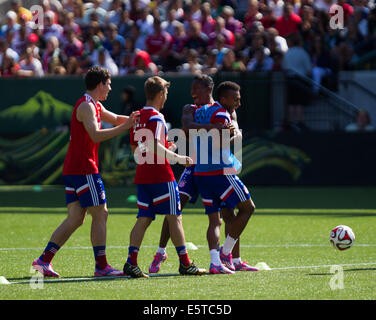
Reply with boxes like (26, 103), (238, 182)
(220, 247), (235, 271)
(234, 261), (259, 272)
(32, 258), (60, 277)
(148, 252), (168, 273)
(209, 263), (235, 274)
(94, 265), (123, 277)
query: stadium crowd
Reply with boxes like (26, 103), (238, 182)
(0, 0), (375, 81)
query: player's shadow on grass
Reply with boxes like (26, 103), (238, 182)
(308, 267), (376, 276)
(8, 273), (212, 285)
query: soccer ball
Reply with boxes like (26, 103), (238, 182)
(329, 225), (355, 251)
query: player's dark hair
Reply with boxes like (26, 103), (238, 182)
(144, 76), (170, 100)
(193, 74), (214, 89)
(85, 66), (111, 91)
(216, 81), (240, 100)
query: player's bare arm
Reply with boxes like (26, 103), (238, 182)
(230, 111), (242, 143)
(77, 102), (136, 143)
(100, 106), (139, 127)
(148, 138), (193, 167)
(181, 104), (225, 131)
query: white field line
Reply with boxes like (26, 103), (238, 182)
(4, 262), (376, 285)
(1, 244), (376, 251)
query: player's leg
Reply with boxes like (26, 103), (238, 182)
(149, 167), (195, 273)
(221, 207), (240, 258)
(123, 217), (152, 278)
(32, 183), (87, 277)
(218, 175), (258, 271)
(124, 184), (153, 278)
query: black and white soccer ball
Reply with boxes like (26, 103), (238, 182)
(330, 225), (355, 251)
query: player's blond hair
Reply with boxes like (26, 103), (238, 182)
(144, 76), (170, 101)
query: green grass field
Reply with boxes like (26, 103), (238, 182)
(0, 186), (376, 300)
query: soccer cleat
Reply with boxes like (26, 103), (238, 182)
(123, 262), (149, 278)
(94, 265), (124, 277)
(179, 261), (206, 275)
(220, 246), (235, 271)
(32, 258), (60, 277)
(148, 252), (168, 273)
(234, 261), (259, 272)
(209, 263), (235, 274)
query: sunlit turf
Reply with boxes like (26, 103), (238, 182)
(0, 186), (376, 300)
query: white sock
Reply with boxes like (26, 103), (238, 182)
(157, 247), (166, 255)
(222, 235), (238, 255)
(210, 249), (221, 266)
(232, 257), (241, 265)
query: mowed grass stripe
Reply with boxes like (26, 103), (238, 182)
(1, 207), (376, 214)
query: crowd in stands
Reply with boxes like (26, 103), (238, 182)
(0, 0), (375, 85)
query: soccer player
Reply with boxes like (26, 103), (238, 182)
(192, 80), (257, 274)
(32, 66), (139, 277)
(123, 76), (206, 278)
(149, 75), (258, 274)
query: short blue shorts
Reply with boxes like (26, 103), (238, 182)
(194, 174), (251, 215)
(136, 180), (181, 220)
(177, 166), (199, 204)
(63, 174), (107, 208)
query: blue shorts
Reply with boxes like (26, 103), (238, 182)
(63, 174), (107, 208)
(194, 174), (251, 215)
(137, 180), (181, 220)
(177, 166), (199, 204)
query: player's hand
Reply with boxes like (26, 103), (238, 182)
(227, 123), (236, 137)
(168, 141), (177, 151)
(124, 111), (140, 129)
(177, 155), (193, 167)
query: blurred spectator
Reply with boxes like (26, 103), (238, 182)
(311, 35), (337, 92)
(11, 0), (32, 23)
(1, 11), (20, 38)
(200, 2), (216, 36)
(65, 56), (83, 75)
(260, 5), (277, 29)
(282, 33), (312, 131)
(110, 39), (123, 66)
(244, 0), (263, 31)
(274, 3), (302, 38)
(0, 54), (20, 77)
(18, 47), (44, 77)
(268, 0), (285, 18)
(72, 0), (86, 26)
(209, 16), (235, 48)
(184, 20), (209, 55)
(162, 8), (179, 35)
(265, 27), (288, 54)
(118, 9), (134, 39)
(179, 48), (203, 73)
(43, 10), (64, 41)
(136, 6), (154, 46)
(83, 0), (108, 26)
(131, 50), (158, 75)
(219, 48), (246, 72)
(63, 28), (84, 58)
(222, 5), (244, 35)
(42, 36), (66, 73)
(102, 23), (125, 53)
(106, 0), (125, 25)
(191, 0), (203, 22)
(345, 109), (375, 132)
(202, 49), (219, 74)
(0, 38), (19, 66)
(93, 47), (118, 75)
(145, 18), (173, 65)
(119, 52), (134, 75)
(247, 46), (274, 71)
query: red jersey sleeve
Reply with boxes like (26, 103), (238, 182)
(210, 107), (232, 125)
